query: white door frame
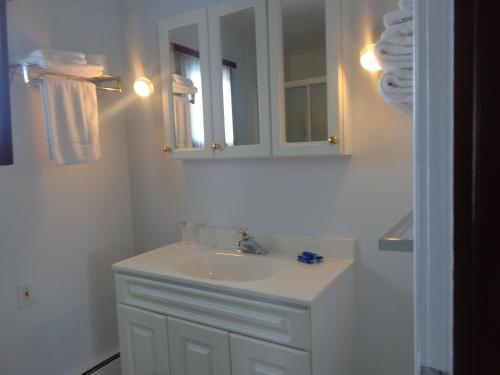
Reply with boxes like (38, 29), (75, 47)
(414, 0), (454, 374)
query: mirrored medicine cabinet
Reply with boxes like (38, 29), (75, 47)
(158, 0), (350, 160)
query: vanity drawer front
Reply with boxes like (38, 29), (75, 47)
(115, 274), (311, 350)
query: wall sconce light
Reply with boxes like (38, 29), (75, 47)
(134, 77), (154, 97)
(360, 44), (382, 72)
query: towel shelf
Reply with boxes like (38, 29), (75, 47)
(10, 63), (122, 93)
(379, 211), (414, 252)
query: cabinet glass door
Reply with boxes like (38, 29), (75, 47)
(209, 0), (271, 158)
(269, 0), (348, 157)
(159, 9), (214, 159)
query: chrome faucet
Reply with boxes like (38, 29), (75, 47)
(235, 228), (268, 255)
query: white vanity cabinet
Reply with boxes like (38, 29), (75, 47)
(231, 334), (311, 375)
(114, 233), (355, 375)
(117, 304), (170, 375)
(118, 301), (311, 375)
(168, 317), (231, 375)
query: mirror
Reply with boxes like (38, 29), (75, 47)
(219, 8), (260, 147)
(282, 0), (327, 143)
(168, 24), (205, 149)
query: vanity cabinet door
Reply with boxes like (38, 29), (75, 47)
(117, 304), (170, 375)
(230, 334), (311, 375)
(208, 0), (271, 158)
(269, 0), (350, 157)
(168, 317), (231, 375)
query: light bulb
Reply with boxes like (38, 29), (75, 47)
(360, 44), (382, 72)
(134, 77), (154, 97)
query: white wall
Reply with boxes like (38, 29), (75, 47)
(120, 1), (414, 374)
(0, 0), (132, 374)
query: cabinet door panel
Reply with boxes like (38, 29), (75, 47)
(209, 0), (271, 158)
(168, 317), (231, 375)
(159, 9), (214, 159)
(230, 334), (311, 375)
(269, 0), (350, 156)
(117, 304), (170, 375)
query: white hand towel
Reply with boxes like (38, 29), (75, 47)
(376, 40), (413, 56)
(172, 74), (198, 95)
(31, 49), (87, 64)
(40, 78), (101, 165)
(173, 95), (193, 149)
(375, 40), (413, 69)
(172, 81), (198, 95)
(381, 21), (414, 46)
(172, 74), (193, 85)
(383, 9), (413, 28)
(380, 70), (413, 96)
(379, 70), (413, 116)
(43, 61), (104, 78)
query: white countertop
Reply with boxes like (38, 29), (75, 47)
(112, 241), (354, 306)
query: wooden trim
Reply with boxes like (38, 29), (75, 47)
(453, 0), (500, 374)
(0, 0), (13, 166)
(172, 42), (237, 69)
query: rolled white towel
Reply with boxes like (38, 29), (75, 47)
(388, 98), (413, 115)
(375, 39), (413, 69)
(31, 49), (86, 64)
(379, 70), (413, 116)
(380, 70), (413, 97)
(384, 9), (413, 28)
(376, 40), (413, 56)
(399, 0), (413, 10)
(381, 21), (414, 46)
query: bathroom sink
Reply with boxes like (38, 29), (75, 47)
(174, 252), (278, 282)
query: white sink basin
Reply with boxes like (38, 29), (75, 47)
(174, 252), (278, 282)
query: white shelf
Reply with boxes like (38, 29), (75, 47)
(379, 212), (414, 252)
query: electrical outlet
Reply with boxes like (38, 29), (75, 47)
(17, 282), (35, 309)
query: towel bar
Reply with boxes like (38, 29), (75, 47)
(10, 63), (122, 93)
(379, 211), (414, 252)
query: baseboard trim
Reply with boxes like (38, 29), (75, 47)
(81, 352), (120, 375)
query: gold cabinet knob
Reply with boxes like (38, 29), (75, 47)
(328, 136), (338, 145)
(211, 143), (221, 151)
(162, 145), (172, 153)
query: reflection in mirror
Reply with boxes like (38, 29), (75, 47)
(168, 24), (205, 149)
(282, 0), (327, 143)
(220, 8), (260, 147)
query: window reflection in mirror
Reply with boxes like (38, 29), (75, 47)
(282, 0), (327, 143)
(220, 8), (260, 147)
(168, 24), (205, 149)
